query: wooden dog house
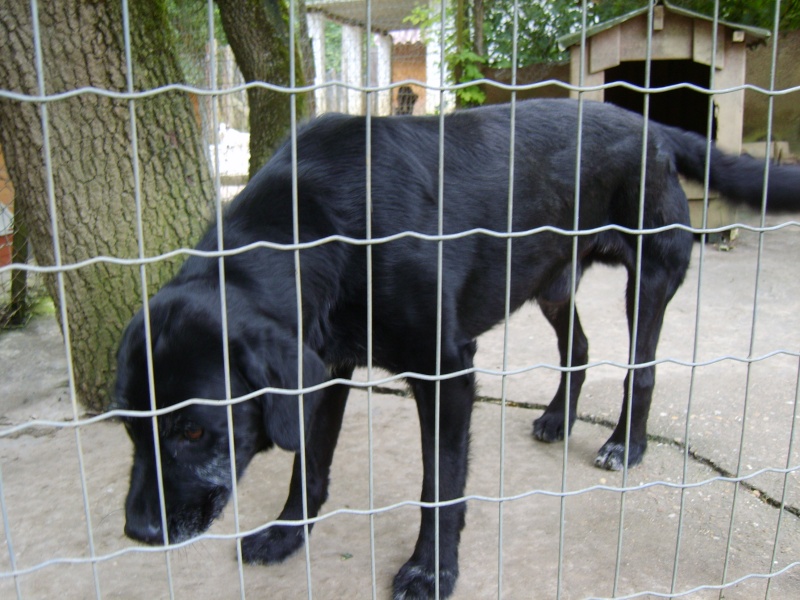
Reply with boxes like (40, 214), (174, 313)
(559, 1), (770, 233)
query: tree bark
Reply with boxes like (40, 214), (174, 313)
(473, 0), (485, 58)
(0, 1), (213, 411)
(216, 0), (312, 179)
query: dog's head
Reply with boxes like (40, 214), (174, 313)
(115, 285), (327, 545)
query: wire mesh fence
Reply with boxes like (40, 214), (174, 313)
(1, 1), (799, 599)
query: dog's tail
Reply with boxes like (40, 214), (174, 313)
(657, 124), (800, 213)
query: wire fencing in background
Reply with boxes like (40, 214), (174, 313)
(1, 1), (799, 599)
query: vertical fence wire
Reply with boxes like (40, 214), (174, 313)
(497, 2), (520, 597)
(363, 3), (379, 598)
(720, 0), (784, 593)
(28, 0), (102, 597)
(556, 1), (590, 596)
(286, 2), (315, 597)
(203, 0), (248, 596)
(671, 0), (723, 592)
(611, 2), (656, 594)
(432, 2), (449, 597)
(0, 463), (21, 599)
(761, 38), (800, 580)
(120, 1), (175, 596)
(766, 357), (800, 599)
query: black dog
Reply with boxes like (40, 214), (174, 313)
(117, 99), (799, 598)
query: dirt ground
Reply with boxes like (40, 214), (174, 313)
(1, 212), (799, 599)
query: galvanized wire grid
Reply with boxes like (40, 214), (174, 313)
(1, 0), (800, 599)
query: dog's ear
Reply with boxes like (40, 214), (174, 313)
(236, 328), (328, 452)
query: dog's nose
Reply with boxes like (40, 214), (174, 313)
(124, 515), (165, 545)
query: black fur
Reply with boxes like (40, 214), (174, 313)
(117, 99), (799, 599)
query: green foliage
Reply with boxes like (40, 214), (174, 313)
(669, 1), (790, 30)
(780, 0), (800, 30)
(483, 0), (586, 66)
(404, 3), (487, 106)
(588, 1), (800, 32)
(403, 4), (440, 35)
(590, 0), (646, 23)
(451, 48), (487, 105)
(592, 1), (800, 33)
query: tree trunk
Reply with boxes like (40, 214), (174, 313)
(454, 0), (466, 108)
(0, 1), (213, 411)
(216, 0), (312, 179)
(6, 202), (29, 327)
(473, 0), (485, 58)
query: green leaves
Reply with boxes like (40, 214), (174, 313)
(451, 48), (487, 106)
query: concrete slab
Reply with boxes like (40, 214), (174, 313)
(1, 212), (798, 598)
(1, 393), (798, 598)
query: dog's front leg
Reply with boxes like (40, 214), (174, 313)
(242, 368), (352, 563)
(394, 361), (475, 600)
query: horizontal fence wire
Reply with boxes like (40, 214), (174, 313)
(2, 221), (800, 275)
(1, 0), (799, 599)
(1, 458), (798, 576)
(3, 79), (800, 104)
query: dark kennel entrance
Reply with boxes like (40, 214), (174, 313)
(605, 59), (717, 140)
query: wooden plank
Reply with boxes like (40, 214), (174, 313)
(693, 20), (726, 68)
(590, 27), (621, 74)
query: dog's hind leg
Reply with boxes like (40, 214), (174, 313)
(532, 299), (589, 443)
(241, 365), (353, 564)
(393, 340), (476, 600)
(595, 230), (691, 470)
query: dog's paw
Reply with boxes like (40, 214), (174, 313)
(392, 560), (457, 600)
(594, 440), (646, 471)
(532, 411), (573, 443)
(241, 524), (306, 564)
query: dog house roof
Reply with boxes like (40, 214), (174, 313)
(307, 0), (421, 32)
(558, 0), (771, 50)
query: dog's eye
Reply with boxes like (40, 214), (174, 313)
(183, 426), (204, 441)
